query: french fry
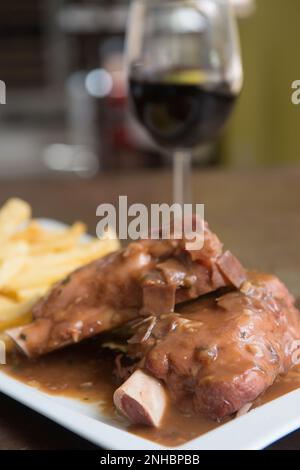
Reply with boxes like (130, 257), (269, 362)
(0, 242), (29, 289)
(0, 199), (31, 244)
(0, 296), (33, 331)
(15, 286), (50, 302)
(8, 263), (81, 291)
(0, 198), (120, 348)
(7, 238), (119, 291)
(0, 240), (28, 260)
(0, 256), (28, 290)
(14, 221), (87, 254)
(11, 221), (44, 244)
(30, 222), (86, 254)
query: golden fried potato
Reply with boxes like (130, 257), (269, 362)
(0, 242), (28, 289)
(0, 295), (34, 331)
(0, 199), (31, 244)
(5, 238), (119, 291)
(0, 198), (120, 339)
(14, 221), (87, 254)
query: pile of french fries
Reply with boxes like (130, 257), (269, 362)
(0, 198), (120, 349)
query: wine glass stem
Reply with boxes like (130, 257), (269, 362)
(173, 150), (192, 206)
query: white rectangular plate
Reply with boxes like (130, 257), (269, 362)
(0, 219), (300, 450)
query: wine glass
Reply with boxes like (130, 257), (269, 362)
(126, 0), (243, 205)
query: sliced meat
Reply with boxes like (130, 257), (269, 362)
(7, 220), (246, 356)
(216, 250), (246, 288)
(120, 273), (300, 421)
(113, 369), (167, 427)
(140, 224), (247, 316)
(140, 252), (243, 315)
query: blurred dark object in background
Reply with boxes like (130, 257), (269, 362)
(0, 1), (45, 89)
(0, 0), (164, 178)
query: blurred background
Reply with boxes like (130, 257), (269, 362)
(0, 0), (299, 179)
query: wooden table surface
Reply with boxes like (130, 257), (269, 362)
(0, 166), (299, 450)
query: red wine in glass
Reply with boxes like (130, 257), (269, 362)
(129, 69), (237, 150)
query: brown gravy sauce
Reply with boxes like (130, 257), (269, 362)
(2, 338), (300, 447)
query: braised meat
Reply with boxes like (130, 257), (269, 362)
(5, 214), (300, 426)
(116, 273), (300, 421)
(7, 222), (245, 356)
(7, 245), (150, 357)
